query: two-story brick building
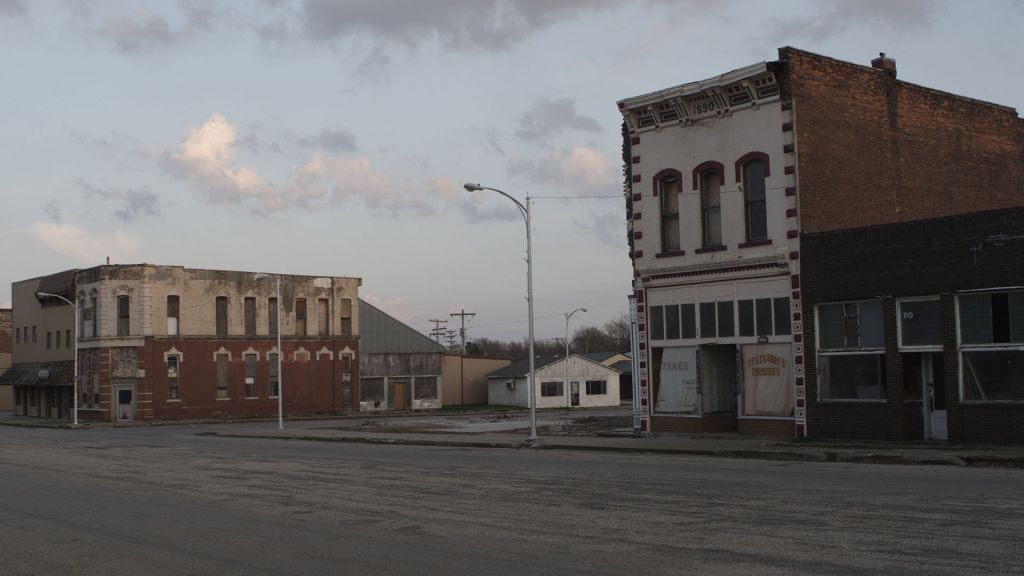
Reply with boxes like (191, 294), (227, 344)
(619, 47), (1024, 442)
(3, 265), (362, 423)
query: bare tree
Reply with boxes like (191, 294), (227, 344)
(602, 313), (631, 351)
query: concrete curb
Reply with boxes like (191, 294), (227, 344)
(207, 432), (1024, 468)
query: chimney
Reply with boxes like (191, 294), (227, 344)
(871, 52), (896, 77)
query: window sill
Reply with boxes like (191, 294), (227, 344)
(694, 245), (726, 254)
(738, 239), (772, 249)
(215, 397), (231, 401)
(245, 396), (259, 400)
(655, 250), (686, 258)
(167, 399), (181, 403)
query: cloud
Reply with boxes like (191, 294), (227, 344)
(31, 222), (142, 264)
(575, 210), (628, 248)
(66, 127), (145, 155)
(507, 146), (616, 193)
(161, 113), (286, 213)
(770, 0), (940, 42)
(93, 2), (218, 53)
(0, 0), (27, 18)
(287, 152), (435, 215)
(354, 45), (393, 82)
(296, 127), (357, 152)
(78, 180), (162, 222)
(299, 0), (618, 51)
(516, 97), (603, 142)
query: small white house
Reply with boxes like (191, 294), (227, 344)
(487, 354), (621, 408)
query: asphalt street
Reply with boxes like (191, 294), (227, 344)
(1, 423), (1022, 575)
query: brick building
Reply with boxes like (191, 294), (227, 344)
(2, 265), (361, 422)
(619, 47), (1024, 441)
(0, 308), (11, 411)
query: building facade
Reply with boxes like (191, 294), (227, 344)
(487, 354), (621, 409)
(0, 308), (12, 411)
(4, 265), (362, 422)
(619, 47), (1024, 441)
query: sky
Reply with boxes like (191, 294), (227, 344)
(2, 0), (1022, 343)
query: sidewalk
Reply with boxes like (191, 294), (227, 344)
(209, 427), (1024, 469)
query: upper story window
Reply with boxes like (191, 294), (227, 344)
(117, 295), (130, 336)
(295, 298), (307, 336)
(216, 297), (228, 336)
(269, 297), (278, 336)
(742, 159), (768, 241)
(15, 327), (19, 344)
(699, 168), (723, 248)
(244, 297), (256, 337)
(657, 174), (681, 253)
(340, 298), (352, 336)
(90, 296), (97, 337)
(318, 298), (329, 337)
(167, 295), (180, 336)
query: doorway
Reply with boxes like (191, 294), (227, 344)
(700, 344), (738, 415)
(570, 381), (580, 407)
(392, 380), (407, 411)
(905, 353), (946, 440)
(115, 384), (135, 422)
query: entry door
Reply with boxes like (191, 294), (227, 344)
(570, 381), (580, 407)
(341, 379), (353, 413)
(117, 388), (135, 421)
(923, 353), (947, 440)
(393, 381), (406, 411)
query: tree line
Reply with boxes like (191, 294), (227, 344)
(461, 313), (631, 360)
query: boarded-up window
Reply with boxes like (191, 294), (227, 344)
(295, 298), (307, 336)
(340, 298), (352, 336)
(216, 353), (229, 398)
(341, 354), (353, 373)
(415, 376), (437, 399)
(216, 297), (228, 336)
(269, 298), (278, 336)
(244, 353), (257, 397)
(167, 356), (180, 400)
(268, 353), (279, 396)
(117, 295), (130, 336)
(244, 297), (256, 336)
(167, 295), (180, 336)
(318, 298), (329, 336)
(362, 378), (385, 402)
(90, 297), (97, 337)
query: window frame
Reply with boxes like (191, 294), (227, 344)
(655, 170), (683, 254)
(738, 155), (770, 242)
(167, 295), (180, 336)
(117, 295), (130, 337)
(244, 297), (257, 337)
(815, 300), (886, 402)
(167, 355), (181, 401)
(541, 381), (564, 397)
(896, 296), (943, 352)
(699, 168), (724, 248)
(215, 296), (229, 337)
(244, 353), (258, 398)
(956, 289), (1024, 403)
(295, 298), (307, 336)
(585, 380), (607, 395)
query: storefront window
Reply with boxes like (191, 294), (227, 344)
(817, 300), (885, 400)
(959, 291), (1024, 401)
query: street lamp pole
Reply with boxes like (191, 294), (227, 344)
(463, 182), (538, 441)
(564, 307), (586, 410)
(36, 291), (78, 427)
(255, 274), (284, 430)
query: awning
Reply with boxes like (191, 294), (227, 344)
(0, 361), (74, 387)
(36, 269), (78, 301)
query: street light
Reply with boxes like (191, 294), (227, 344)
(564, 307), (586, 409)
(36, 291), (78, 426)
(254, 274), (284, 430)
(463, 182), (538, 442)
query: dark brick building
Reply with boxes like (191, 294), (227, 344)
(619, 47), (1024, 442)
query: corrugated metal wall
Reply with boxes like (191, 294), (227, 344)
(441, 355), (513, 406)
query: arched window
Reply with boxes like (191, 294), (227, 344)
(700, 169), (723, 247)
(654, 170), (682, 253)
(742, 159), (768, 241)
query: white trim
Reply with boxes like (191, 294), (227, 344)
(212, 347), (232, 362)
(242, 346), (260, 361)
(896, 297), (943, 352)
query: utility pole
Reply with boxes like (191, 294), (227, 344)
(428, 318), (448, 343)
(450, 310), (476, 407)
(449, 309), (476, 354)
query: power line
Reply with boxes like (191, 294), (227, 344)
(449, 309), (476, 354)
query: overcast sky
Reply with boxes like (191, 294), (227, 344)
(1, 0), (1022, 342)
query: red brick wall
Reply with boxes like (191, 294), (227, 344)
(140, 337), (359, 420)
(781, 48), (1024, 233)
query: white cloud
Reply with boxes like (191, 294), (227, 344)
(287, 153), (435, 215)
(508, 146), (616, 193)
(31, 223), (142, 264)
(516, 97), (603, 142)
(161, 113), (287, 214)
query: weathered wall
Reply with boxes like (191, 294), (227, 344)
(783, 47), (1024, 233)
(441, 355), (512, 406)
(0, 309), (11, 410)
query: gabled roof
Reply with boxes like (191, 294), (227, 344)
(582, 352), (628, 364)
(487, 355), (564, 379)
(610, 359), (633, 375)
(0, 361), (74, 387)
(359, 299), (445, 354)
